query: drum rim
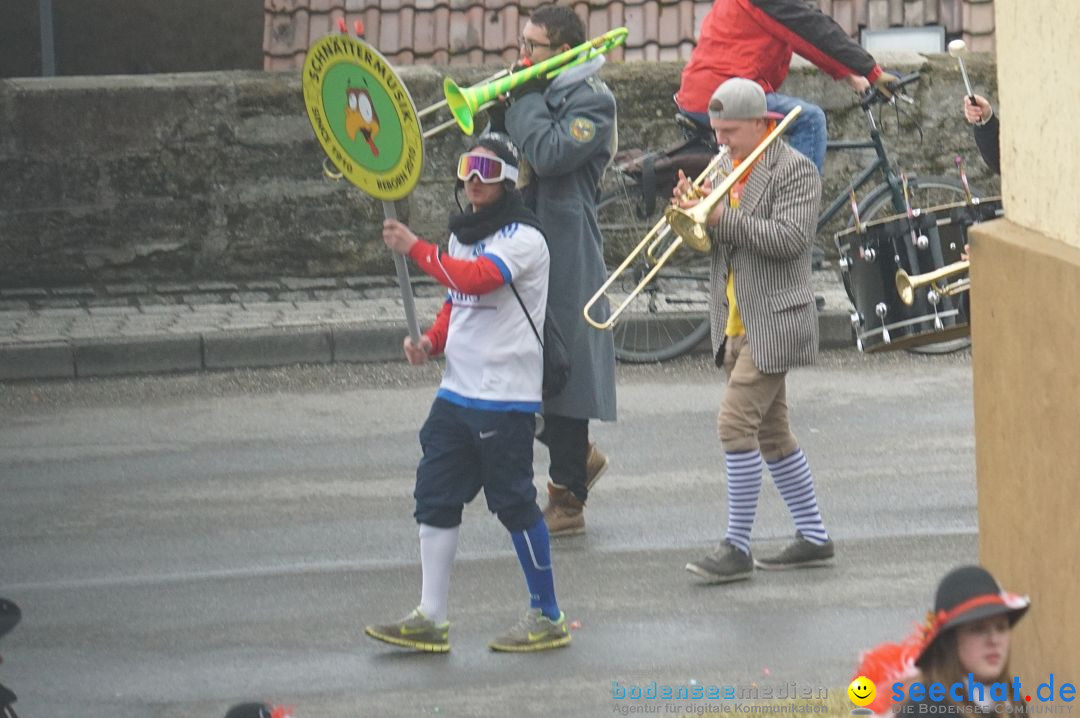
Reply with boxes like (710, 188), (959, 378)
(835, 196), (1003, 239)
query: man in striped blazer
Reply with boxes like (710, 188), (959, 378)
(677, 78), (835, 584)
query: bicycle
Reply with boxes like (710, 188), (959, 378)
(596, 72), (972, 363)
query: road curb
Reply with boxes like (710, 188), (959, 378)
(203, 326), (333, 370)
(0, 341), (75, 380)
(74, 334), (203, 378)
(0, 311), (857, 382)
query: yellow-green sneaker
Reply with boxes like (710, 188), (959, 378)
(365, 608), (449, 653)
(489, 608), (572, 652)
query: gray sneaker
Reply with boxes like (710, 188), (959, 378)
(753, 532), (835, 570)
(365, 607), (450, 653)
(489, 608), (572, 652)
(685, 541), (753, 583)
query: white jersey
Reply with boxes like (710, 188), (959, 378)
(437, 221), (549, 412)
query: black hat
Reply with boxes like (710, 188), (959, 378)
(915, 565), (1030, 667)
(473, 131), (520, 171)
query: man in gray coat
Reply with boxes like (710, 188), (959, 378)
(503, 5), (618, 536)
(675, 78), (834, 583)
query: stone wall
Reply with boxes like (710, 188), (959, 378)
(0, 53), (999, 288)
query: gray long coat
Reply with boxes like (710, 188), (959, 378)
(505, 58), (617, 421)
(707, 139), (822, 374)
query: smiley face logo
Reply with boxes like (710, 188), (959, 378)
(848, 676), (876, 707)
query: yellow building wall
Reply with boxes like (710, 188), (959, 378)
(972, 0), (1080, 692)
(993, 0), (1080, 249)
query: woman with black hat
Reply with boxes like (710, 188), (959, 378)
(855, 565), (1031, 715)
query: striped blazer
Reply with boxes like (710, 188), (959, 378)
(707, 139), (822, 374)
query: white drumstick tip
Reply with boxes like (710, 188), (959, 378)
(948, 39), (967, 57)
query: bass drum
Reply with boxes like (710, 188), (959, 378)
(835, 198), (1003, 353)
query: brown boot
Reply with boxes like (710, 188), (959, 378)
(543, 483), (586, 537)
(585, 442), (609, 491)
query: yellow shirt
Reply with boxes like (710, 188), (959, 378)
(725, 162), (749, 337)
(723, 125), (773, 338)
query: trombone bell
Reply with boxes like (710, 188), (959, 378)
(443, 76), (478, 136)
(895, 260), (970, 305)
(665, 206), (713, 252)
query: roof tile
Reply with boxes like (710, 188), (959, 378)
(962, 0), (995, 34)
(262, 0), (997, 71)
(868, 0), (889, 28)
(833, 0), (857, 34)
(904, 0), (925, 26)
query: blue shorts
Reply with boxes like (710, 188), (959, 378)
(414, 398), (541, 531)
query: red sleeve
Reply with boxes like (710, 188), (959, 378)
(743, 0), (881, 80)
(408, 240), (507, 295)
(424, 299), (452, 356)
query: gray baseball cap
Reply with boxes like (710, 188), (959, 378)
(707, 78), (785, 121)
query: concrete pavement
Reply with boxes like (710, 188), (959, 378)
(0, 269), (856, 381)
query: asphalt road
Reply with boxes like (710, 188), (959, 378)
(0, 350), (977, 717)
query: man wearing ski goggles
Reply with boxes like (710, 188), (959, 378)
(456, 152), (519, 184)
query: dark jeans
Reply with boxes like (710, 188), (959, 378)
(536, 414), (589, 503)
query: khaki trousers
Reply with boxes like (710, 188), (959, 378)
(717, 334), (799, 461)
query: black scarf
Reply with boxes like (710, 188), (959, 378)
(448, 188), (544, 245)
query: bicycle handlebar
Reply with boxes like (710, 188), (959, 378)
(860, 71), (921, 110)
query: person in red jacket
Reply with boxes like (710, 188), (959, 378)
(676, 0), (897, 174)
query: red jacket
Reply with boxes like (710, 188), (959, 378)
(676, 0), (882, 113)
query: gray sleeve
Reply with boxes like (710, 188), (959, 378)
(505, 87), (615, 178)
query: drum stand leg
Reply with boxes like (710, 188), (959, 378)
(928, 290), (944, 330)
(875, 302), (891, 344)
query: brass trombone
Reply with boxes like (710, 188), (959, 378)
(582, 106), (801, 331)
(895, 260), (970, 305)
(583, 106), (803, 330)
(419, 27), (628, 138)
(582, 149), (728, 330)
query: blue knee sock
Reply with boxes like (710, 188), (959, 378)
(510, 517), (560, 621)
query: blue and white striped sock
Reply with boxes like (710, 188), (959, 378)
(510, 517), (560, 621)
(723, 450), (763, 555)
(767, 449), (829, 545)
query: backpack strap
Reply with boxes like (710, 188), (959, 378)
(509, 282), (543, 348)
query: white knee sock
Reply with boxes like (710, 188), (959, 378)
(418, 523), (459, 624)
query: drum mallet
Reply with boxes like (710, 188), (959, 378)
(947, 39), (976, 105)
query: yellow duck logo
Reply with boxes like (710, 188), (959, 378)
(345, 83), (380, 157)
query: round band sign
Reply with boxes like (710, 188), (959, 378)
(302, 34), (424, 201)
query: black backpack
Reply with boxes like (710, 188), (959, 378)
(509, 284), (571, 400)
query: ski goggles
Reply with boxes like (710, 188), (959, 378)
(456, 152), (518, 184)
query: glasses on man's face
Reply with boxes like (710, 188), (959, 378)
(519, 35), (552, 55)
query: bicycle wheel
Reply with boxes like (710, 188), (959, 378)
(856, 175), (972, 224)
(596, 179), (711, 363)
(856, 175), (974, 355)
